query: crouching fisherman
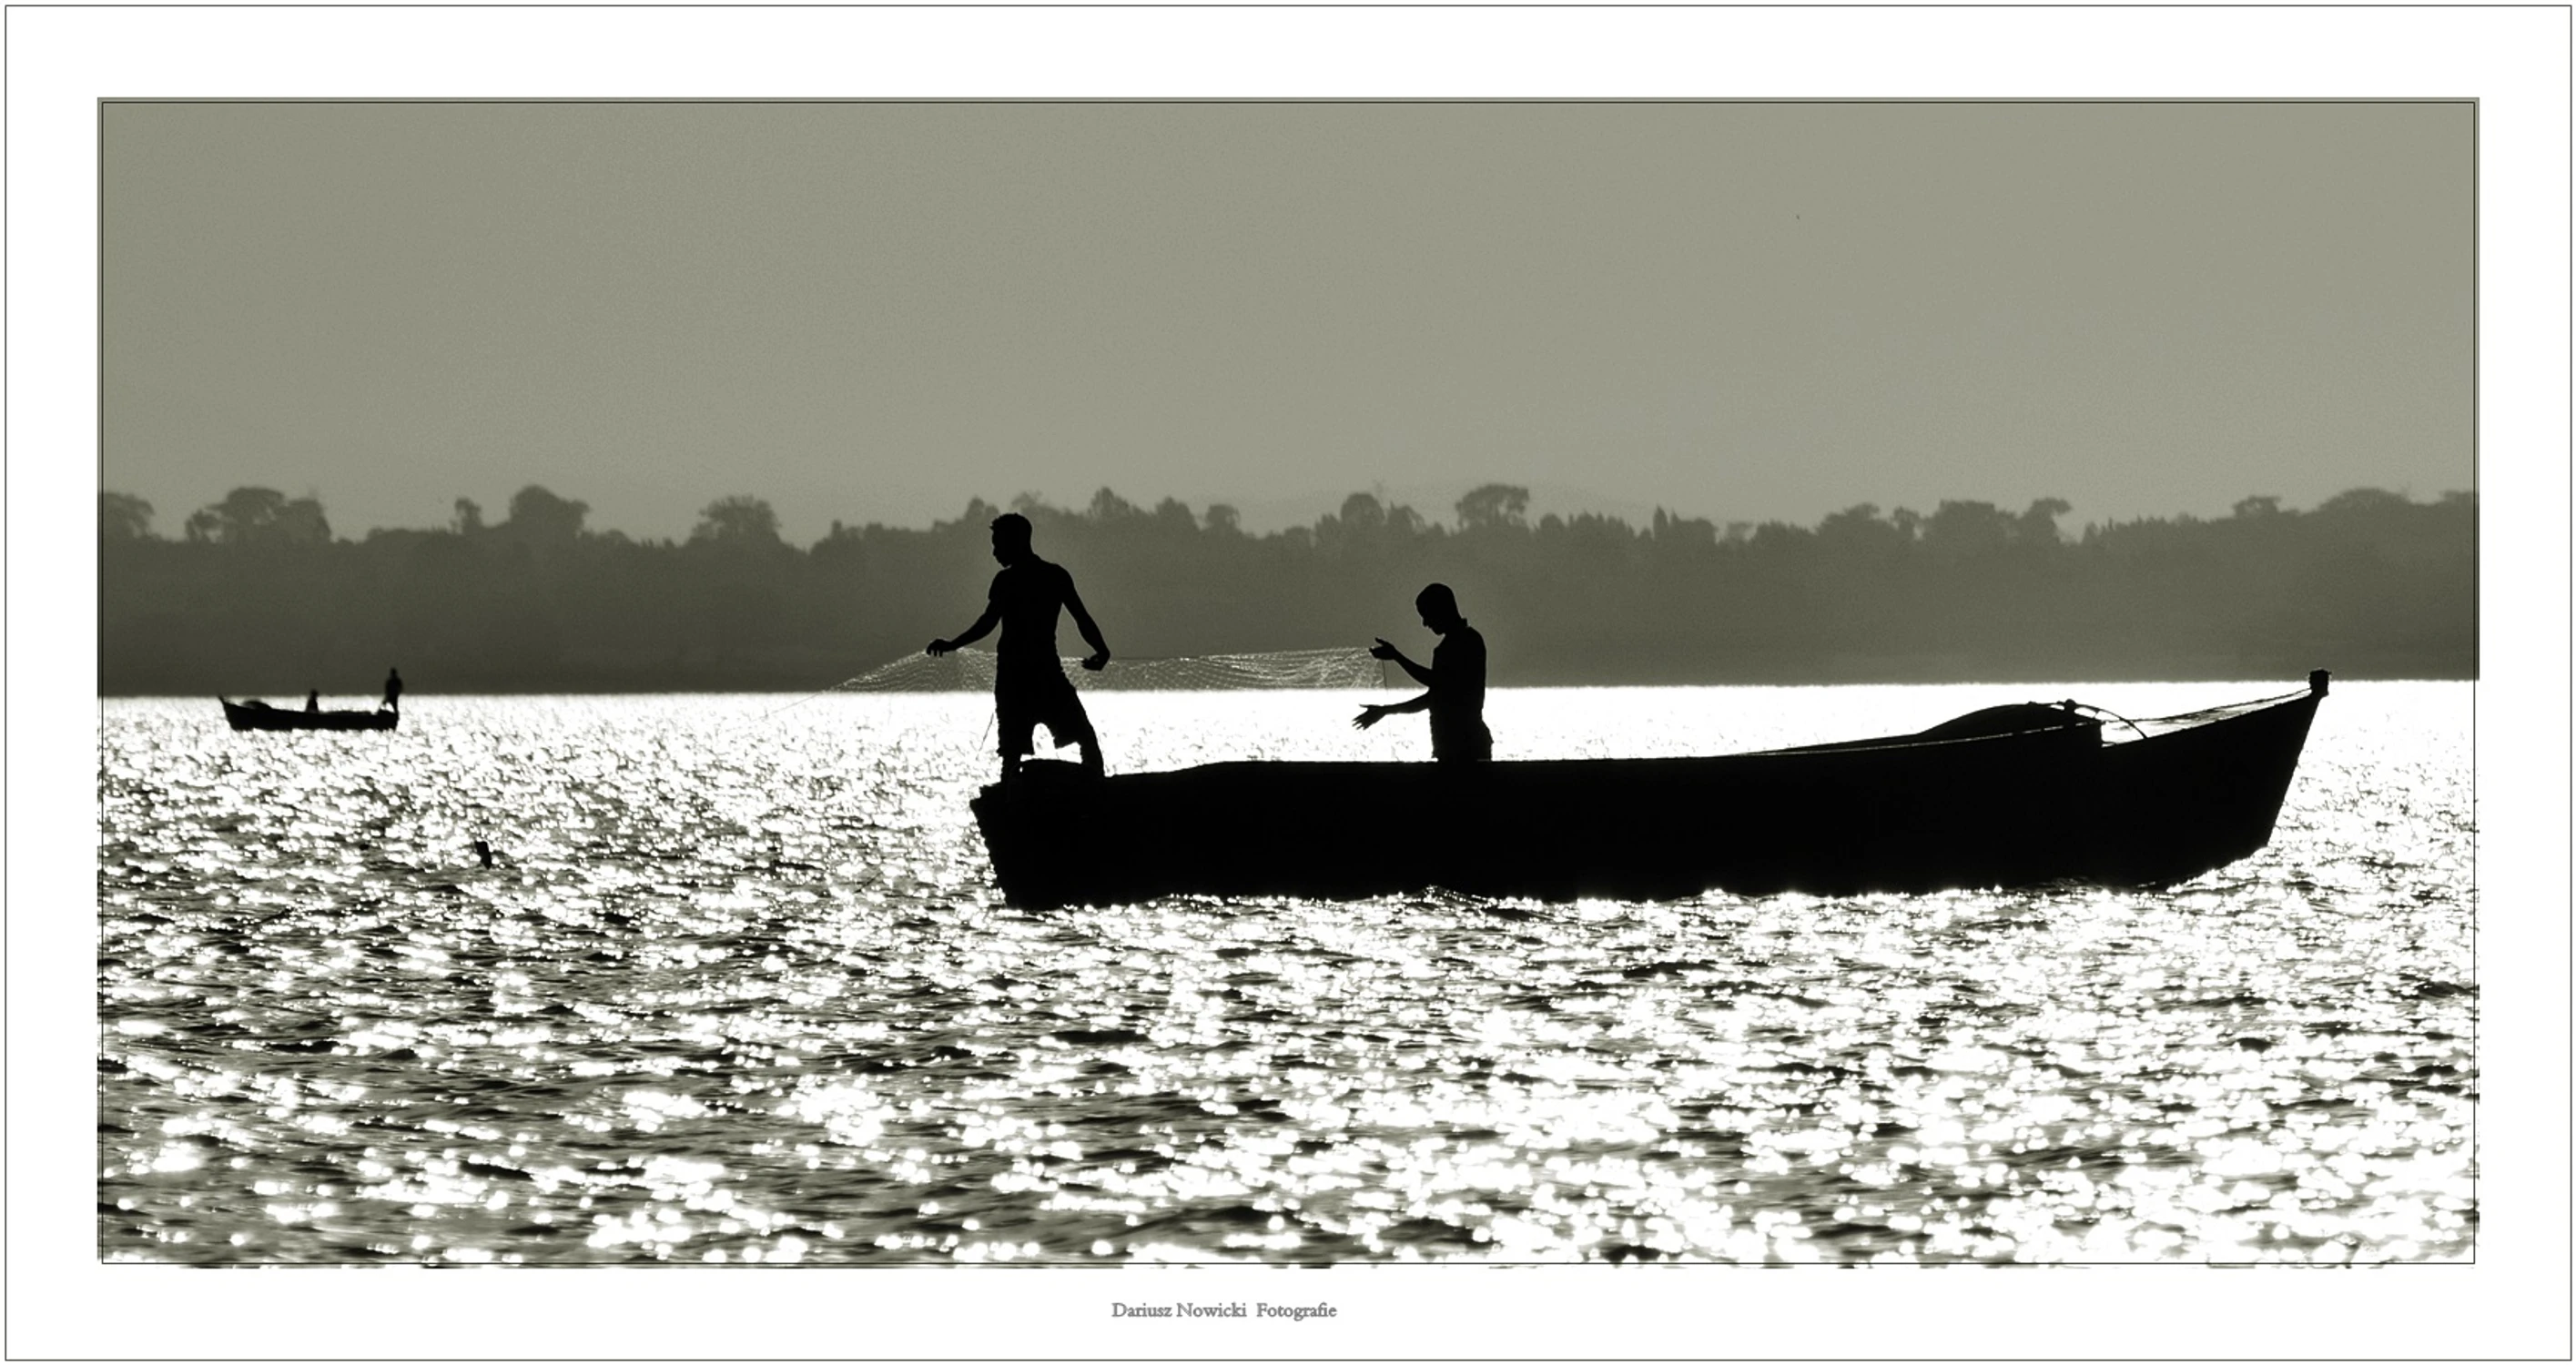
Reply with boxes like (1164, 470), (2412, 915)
(928, 511), (1111, 779)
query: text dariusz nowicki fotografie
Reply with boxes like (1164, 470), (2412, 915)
(1111, 1302), (1338, 1322)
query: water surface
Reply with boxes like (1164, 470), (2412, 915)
(97, 682), (2475, 1263)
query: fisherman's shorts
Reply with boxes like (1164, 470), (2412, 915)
(994, 661), (1093, 758)
(1430, 716), (1494, 763)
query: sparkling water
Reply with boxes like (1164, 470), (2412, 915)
(96, 682), (2474, 1264)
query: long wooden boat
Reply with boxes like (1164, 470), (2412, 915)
(970, 672), (2329, 907)
(220, 698), (400, 732)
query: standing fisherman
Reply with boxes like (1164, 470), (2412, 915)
(928, 513), (1111, 779)
(380, 667), (403, 713)
(1353, 582), (1492, 762)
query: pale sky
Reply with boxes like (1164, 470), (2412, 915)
(104, 100), (2472, 541)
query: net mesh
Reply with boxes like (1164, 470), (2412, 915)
(838, 646), (1387, 693)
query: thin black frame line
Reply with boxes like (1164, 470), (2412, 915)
(92, 96), (2480, 104)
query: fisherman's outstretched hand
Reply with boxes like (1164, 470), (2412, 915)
(1352, 704), (1385, 731)
(926, 639), (954, 656)
(1367, 638), (1401, 662)
(1081, 651), (1111, 672)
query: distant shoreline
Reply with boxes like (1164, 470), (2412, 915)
(99, 484), (2475, 697)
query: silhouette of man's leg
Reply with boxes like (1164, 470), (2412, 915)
(997, 687), (1031, 781)
(1060, 699), (1104, 776)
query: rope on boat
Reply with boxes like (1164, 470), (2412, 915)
(2058, 702), (2149, 742)
(2128, 683), (2320, 730)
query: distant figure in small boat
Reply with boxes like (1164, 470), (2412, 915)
(928, 512), (1111, 779)
(304, 688), (320, 713)
(381, 668), (402, 713)
(1354, 582), (1492, 762)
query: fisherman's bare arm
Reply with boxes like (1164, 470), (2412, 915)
(928, 604), (1002, 655)
(1064, 578), (1111, 672)
(1352, 692), (1434, 729)
(1369, 638), (1435, 687)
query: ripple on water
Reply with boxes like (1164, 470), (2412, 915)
(97, 685), (2474, 1263)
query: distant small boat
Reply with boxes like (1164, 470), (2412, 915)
(971, 672), (2331, 908)
(220, 698), (399, 732)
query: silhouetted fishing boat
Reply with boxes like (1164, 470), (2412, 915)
(220, 699), (399, 732)
(971, 672), (2330, 908)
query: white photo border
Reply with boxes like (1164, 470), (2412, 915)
(12, 6), (2566, 1360)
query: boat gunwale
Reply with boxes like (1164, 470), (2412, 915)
(1011, 685), (2317, 785)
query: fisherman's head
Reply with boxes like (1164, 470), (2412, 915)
(1415, 582), (1463, 632)
(989, 512), (1034, 565)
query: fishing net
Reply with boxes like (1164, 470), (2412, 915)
(838, 645), (1388, 693)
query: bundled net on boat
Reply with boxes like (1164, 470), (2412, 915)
(837, 645), (1387, 693)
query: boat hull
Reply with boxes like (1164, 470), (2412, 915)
(970, 686), (2324, 907)
(220, 700), (400, 732)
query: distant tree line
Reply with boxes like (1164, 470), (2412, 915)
(97, 480), (2475, 694)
